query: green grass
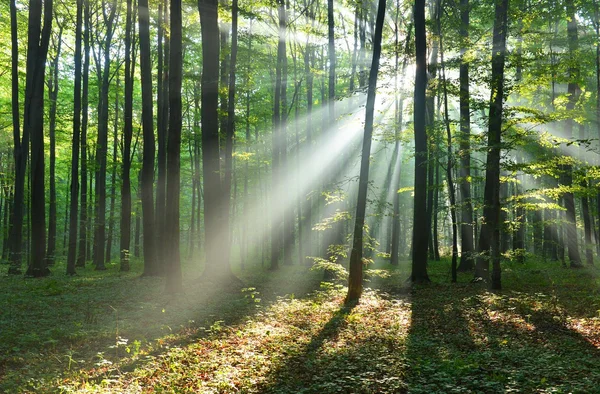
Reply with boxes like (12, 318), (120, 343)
(1, 257), (600, 393)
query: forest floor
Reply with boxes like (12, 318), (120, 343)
(1, 256), (600, 393)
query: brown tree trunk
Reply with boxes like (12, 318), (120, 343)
(139, 0), (158, 275)
(67, 0), (83, 275)
(346, 0), (386, 303)
(165, 0), (183, 292)
(120, 0), (135, 272)
(475, 0), (508, 290)
(77, 0), (91, 268)
(411, 0), (429, 283)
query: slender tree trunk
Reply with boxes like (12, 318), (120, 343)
(440, 13), (458, 282)
(45, 25), (63, 267)
(77, 0), (91, 268)
(271, 0), (286, 270)
(93, 0), (118, 271)
(564, 0), (582, 268)
(475, 0), (509, 290)
(155, 0), (169, 269)
(8, 0), (25, 275)
(105, 79), (119, 263)
(346, 0), (386, 303)
(139, 0), (158, 275)
(67, 0), (84, 275)
(120, 0), (135, 271)
(224, 0), (239, 262)
(457, 0), (474, 272)
(165, 0), (183, 292)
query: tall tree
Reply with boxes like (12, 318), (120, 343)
(77, 0), (91, 268)
(563, 0), (582, 268)
(457, 0), (474, 271)
(411, 0), (430, 283)
(45, 21), (63, 267)
(7, 0), (22, 275)
(346, 0), (387, 303)
(475, 0), (509, 290)
(271, 0), (286, 270)
(139, 0), (158, 275)
(67, 0), (84, 275)
(92, 0), (118, 271)
(120, 0), (135, 272)
(24, 0), (53, 277)
(165, 0), (183, 292)
(199, 0), (235, 282)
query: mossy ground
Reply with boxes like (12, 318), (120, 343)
(1, 257), (600, 393)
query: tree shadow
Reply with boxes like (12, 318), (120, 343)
(405, 269), (600, 393)
(255, 290), (412, 394)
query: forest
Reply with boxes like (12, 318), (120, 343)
(2, 0), (600, 392)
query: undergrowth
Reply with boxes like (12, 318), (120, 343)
(1, 257), (599, 393)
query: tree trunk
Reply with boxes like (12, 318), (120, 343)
(457, 0), (474, 272)
(165, 0), (183, 292)
(564, 0), (582, 268)
(8, 0), (25, 275)
(24, 0), (53, 277)
(199, 0), (235, 282)
(346, 0), (386, 304)
(77, 0), (91, 268)
(475, 0), (508, 290)
(223, 0), (239, 265)
(67, 0), (84, 275)
(155, 0), (169, 269)
(120, 0), (135, 272)
(411, 0), (430, 283)
(92, 0), (118, 271)
(439, 10), (458, 282)
(271, 0), (286, 270)
(139, 0), (158, 275)
(45, 24), (63, 267)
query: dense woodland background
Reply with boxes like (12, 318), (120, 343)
(1, 0), (600, 291)
(2, 0), (600, 391)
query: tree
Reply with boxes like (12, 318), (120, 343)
(7, 0), (21, 275)
(92, 0), (118, 271)
(165, 0), (183, 292)
(45, 21), (63, 267)
(411, 0), (430, 283)
(346, 0), (387, 303)
(198, 0), (236, 282)
(139, 0), (158, 275)
(67, 0), (84, 275)
(25, 0), (53, 277)
(475, 0), (509, 290)
(77, 0), (91, 268)
(457, 0), (474, 272)
(119, 0), (135, 272)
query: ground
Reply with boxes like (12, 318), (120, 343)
(1, 257), (600, 393)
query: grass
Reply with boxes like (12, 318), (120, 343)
(1, 256), (600, 393)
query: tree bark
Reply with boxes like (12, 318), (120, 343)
(92, 0), (118, 271)
(139, 0), (158, 275)
(411, 0), (430, 283)
(346, 0), (386, 304)
(67, 0), (84, 275)
(23, 0), (53, 277)
(165, 0), (183, 292)
(199, 0), (235, 281)
(77, 0), (91, 268)
(475, 0), (509, 290)
(120, 0), (135, 272)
